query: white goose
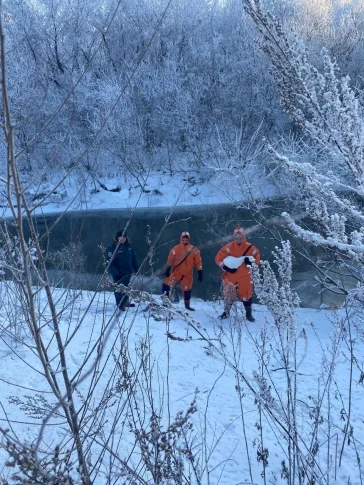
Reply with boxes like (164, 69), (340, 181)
(223, 255), (255, 269)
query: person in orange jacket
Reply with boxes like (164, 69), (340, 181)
(215, 226), (260, 321)
(162, 231), (203, 311)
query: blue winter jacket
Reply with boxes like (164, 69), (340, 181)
(106, 239), (139, 279)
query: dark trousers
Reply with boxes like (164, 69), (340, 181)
(113, 274), (131, 308)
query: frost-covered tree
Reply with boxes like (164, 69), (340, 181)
(245, 0), (364, 301)
(0, 0), (285, 192)
(2, 0), (363, 203)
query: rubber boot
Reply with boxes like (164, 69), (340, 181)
(245, 306), (255, 322)
(185, 301), (195, 311)
(162, 283), (171, 307)
(219, 302), (232, 319)
(172, 290), (180, 303)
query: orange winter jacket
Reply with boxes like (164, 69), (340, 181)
(215, 229), (260, 301)
(164, 232), (202, 292)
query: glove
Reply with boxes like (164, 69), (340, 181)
(165, 266), (171, 277)
(244, 257), (252, 266)
(223, 265), (237, 274)
(198, 270), (203, 283)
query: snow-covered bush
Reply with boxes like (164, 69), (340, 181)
(245, 0), (364, 300)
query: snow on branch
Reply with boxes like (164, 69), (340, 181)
(282, 212), (364, 260)
(245, 0), (364, 188)
(245, 0), (364, 263)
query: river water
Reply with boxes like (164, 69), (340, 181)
(28, 203), (350, 308)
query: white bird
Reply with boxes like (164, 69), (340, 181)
(223, 255), (255, 269)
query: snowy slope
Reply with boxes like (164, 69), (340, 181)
(0, 286), (362, 484)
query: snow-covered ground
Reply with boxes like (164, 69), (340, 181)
(1, 167), (362, 483)
(0, 284), (363, 484)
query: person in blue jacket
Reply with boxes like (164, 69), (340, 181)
(106, 229), (139, 310)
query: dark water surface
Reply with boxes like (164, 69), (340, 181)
(25, 203), (349, 308)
